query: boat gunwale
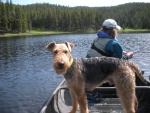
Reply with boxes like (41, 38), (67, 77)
(39, 79), (66, 113)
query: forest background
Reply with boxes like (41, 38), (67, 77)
(0, 0), (150, 34)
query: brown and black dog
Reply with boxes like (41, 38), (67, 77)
(46, 41), (148, 113)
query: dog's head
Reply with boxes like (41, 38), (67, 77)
(46, 41), (74, 74)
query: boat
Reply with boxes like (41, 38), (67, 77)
(40, 74), (150, 113)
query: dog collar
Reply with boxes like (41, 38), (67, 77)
(70, 58), (73, 66)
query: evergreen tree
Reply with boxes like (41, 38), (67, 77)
(15, 6), (22, 32)
(0, 1), (2, 31)
(1, 2), (8, 32)
(5, 0), (10, 32)
(9, 0), (15, 32)
(22, 11), (28, 32)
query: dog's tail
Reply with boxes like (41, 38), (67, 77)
(128, 61), (148, 85)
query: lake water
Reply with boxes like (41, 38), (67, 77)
(0, 33), (150, 113)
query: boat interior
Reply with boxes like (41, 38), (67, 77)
(40, 75), (150, 113)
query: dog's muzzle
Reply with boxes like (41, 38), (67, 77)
(57, 62), (64, 69)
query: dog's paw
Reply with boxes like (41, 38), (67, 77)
(68, 109), (76, 113)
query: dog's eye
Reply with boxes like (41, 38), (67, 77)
(54, 50), (58, 54)
(64, 50), (68, 54)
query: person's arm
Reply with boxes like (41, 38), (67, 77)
(105, 40), (123, 59)
(105, 40), (134, 60)
(112, 42), (123, 59)
(112, 42), (135, 60)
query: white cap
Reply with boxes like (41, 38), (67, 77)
(102, 19), (121, 30)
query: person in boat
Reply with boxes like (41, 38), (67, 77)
(86, 19), (135, 103)
(86, 18), (134, 60)
(86, 19), (150, 111)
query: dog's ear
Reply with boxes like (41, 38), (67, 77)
(64, 42), (74, 52)
(46, 41), (56, 52)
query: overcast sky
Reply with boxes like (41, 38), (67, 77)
(3, 0), (150, 7)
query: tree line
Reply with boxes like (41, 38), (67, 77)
(0, 0), (27, 33)
(0, 1), (150, 34)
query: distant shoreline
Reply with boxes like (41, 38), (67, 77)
(119, 29), (150, 33)
(0, 29), (150, 38)
(0, 30), (73, 38)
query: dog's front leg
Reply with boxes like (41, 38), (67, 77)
(77, 92), (88, 113)
(69, 89), (78, 113)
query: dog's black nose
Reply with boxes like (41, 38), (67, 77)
(58, 62), (64, 69)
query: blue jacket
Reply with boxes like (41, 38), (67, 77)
(97, 31), (123, 59)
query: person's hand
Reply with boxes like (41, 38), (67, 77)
(126, 52), (134, 59)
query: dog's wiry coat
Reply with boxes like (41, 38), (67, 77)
(46, 41), (148, 113)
